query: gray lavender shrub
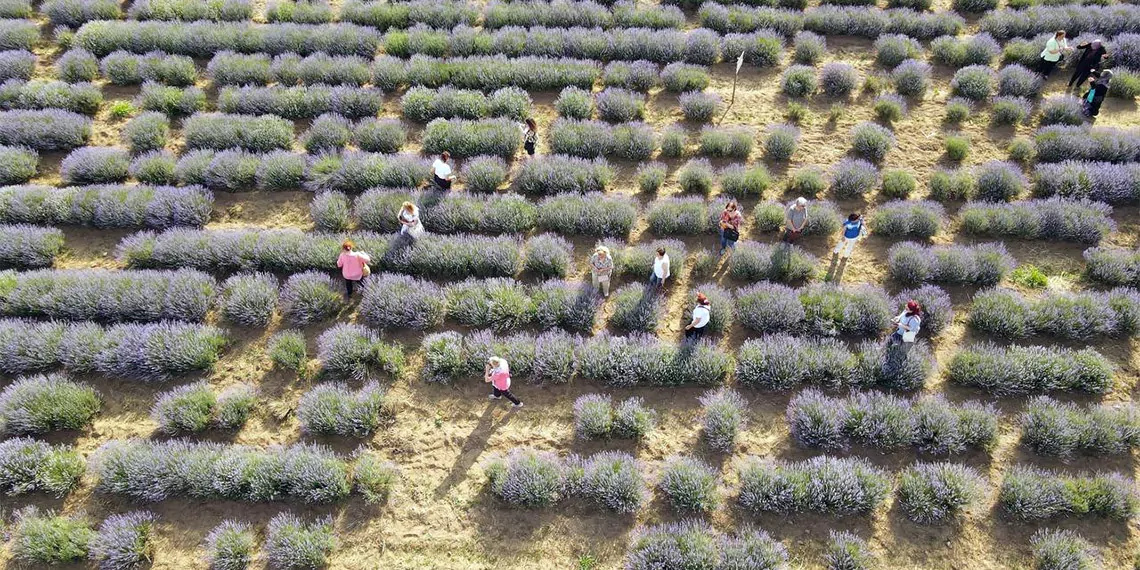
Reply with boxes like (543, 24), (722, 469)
(532, 280), (600, 333)
(353, 451), (398, 504)
(765, 123), (799, 160)
(103, 51), (198, 87)
(404, 54), (597, 91)
(122, 112), (169, 153)
(737, 455), (891, 515)
(723, 30), (784, 67)
(421, 117), (521, 160)
(830, 158), (879, 199)
(271, 52), (371, 86)
(625, 520), (782, 570)
(578, 332), (731, 387)
(9, 506), (93, 565)
(869, 200), (944, 239)
(645, 196), (718, 235)
(44, 0), (119, 30)
(595, 87), (644, 123)
(0, 79), (102, 115)
(92, 439), (352, 503)
(686, 28), (721, 65)
(128, 0), (251, 21)
(56, 49), (98, 83)
(892, 58), (931, 98)
(268, 329), (307, 373)
(781, 64), (816, 98)
(554, 85), (593, 119)
(581, 450), (648, 513)
(825, 531), (875, 570)
(203, 520), (254, 570)
(483, 448), (572, 507)
(446, 278), (535, 331)
(735, 335), (850, 390)
(307, 152), (428, 193)
(730, 241), (818, 283)
(88, 511), (155, 570)
(359, 274), (445, 331)
(660, 62), (710, 92)
(1022, 396), (1140, 458)
(960, 198), (1115, 244)
(548, 119), (656, 160)
(317, 324), (403, 381)
(874, 33), (922, 68)
(679, 90), (721, 123)
(183, 112), (293, 152)
(0, 268), (215, 322)
(0, 109), (90, 150)
(951, 65), (996, 101)
(677, 157), (715, 194)
(887, 242), (1015, 286)
(353, 118), (405, 153)
(698, 125), (753, 159)
(1000, 466), (1138, 521)
(997, 64), (1044, 97)
(309, 191), (350, 232)
(602, 60), (658, 91)
(461, 155), (508, 193)
(1040, 95), (1085, 126)
(820, 62), (859, 97)
(720, 164), (772, 196)
(699, 387), (746, 452)
(301, 113), (350, 153)
(135, 82), (205, 116)
(969, 287), (1140, 340)
(574, 393), (613, 439)
(0, 50), (33, 83)
(1032, 529), (1099, 570)
(1084, 247), (1140, 287)
(897, 462), (985, 524)
(0, 224), (63, 268)
(733, 283), (803, 336)
(297, 382), (385, 437)
(0, 373), (99, 435)
(973, 160), (1026, 202)
(1034, 125), (1140, 163)
(264, 513), (335, 570)
(990, 96), (1033, 126)
(0, 437), (84, 496)
(525, 232), (571, 278)
(0, 319), (226, 380)
(60, 146), (129, 185)
(607, 284), (661, 332)
(516, 155), (613, 195)
(1034, 161), (1140, 205)
(0, 19), (35, 51)
(150, 382), (217, 434)
(657, 455), (720, 513)
(217, 84), (384, 120)
(799, 283), (892, 337)
(219, 273), (277, 327)
(948, 342), (1114, 395)
(696, 4), (802, 35)
(0, 184), (213, 228)
(850, 121), (895, 163)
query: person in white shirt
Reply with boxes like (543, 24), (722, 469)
(1039, 30), (1070, 78)
(684, 293), (711, 341)
(649, 247), (670, 290)
(432, 151), (456, 190)
(397, 201), (424, 239)
(889, 300), (922, 346)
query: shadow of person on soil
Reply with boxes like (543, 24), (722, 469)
(825, 254), (848, 283)
(432, 402), (511, 500)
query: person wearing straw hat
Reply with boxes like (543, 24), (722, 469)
(588, 245), (614, 298)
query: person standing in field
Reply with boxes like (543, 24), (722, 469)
(889, 300), (922, 346)
(521, 118), (538, 160)
(684, 292), (711, 342)
(432, 151), (457, 190)
(336, 239), (371, 298)
(1082, 69), (1113, 118)
(397, 201), (424, 239)
(832, 213), (865, 260)
(784, 197), (808, 243)
(650, 247), (670, 290)
(485, 356), (523, 408)
(1068, 39), (1108, 90)
(589, 246), (613, 298)
(1039, 30), (1070, 78)
(718, 200), (742, 257)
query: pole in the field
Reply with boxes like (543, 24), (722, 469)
(718, 51), (745, 125)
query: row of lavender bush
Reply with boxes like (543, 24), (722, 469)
(74, 21), (381, 57)
(0, 224), (62, 268)
(1021, 396), (1140, 458)
(45, 0), (252, 26)
(887, 242), (1014, 286)
(0, 268), (215, 322)
(1000, 466), (1137, 522)
(0, 184), (211, 228)
(787, 389), (999, 454)
(0, 437), (84, 497)
(968, 287), (1140, 340)
(947, 343), (1114, 395)
(0, 318), (226, 380)
(150, 381), (255, 434)
(9, 507), (159, 568)
(958, 199), (1116, 244)
(1083, 246), (1140, 287)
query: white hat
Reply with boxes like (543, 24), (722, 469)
(795, 197), (808, 206)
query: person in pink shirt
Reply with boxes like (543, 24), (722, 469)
(336, 239), (371, 298)
(484, 356), (522, 408)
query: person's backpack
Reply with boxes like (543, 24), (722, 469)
(723, 226), (739, 242)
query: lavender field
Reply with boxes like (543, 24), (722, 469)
(0, 0), (1138, 568)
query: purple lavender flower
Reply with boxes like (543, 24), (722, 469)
(88, 511), (155, 570)
(0, 224), (63, 268)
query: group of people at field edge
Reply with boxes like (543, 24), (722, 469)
(1040, 30), (1114, 118)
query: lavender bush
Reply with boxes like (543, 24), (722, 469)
(9, 507), (93, 565)
(948, 342), (1114, 394)
(897, 462), (985, 524)
(268, 330), (307, 373)
(516, 155), (613, 195)
(298, 382), (386, 437)
(1022, 396), (1140, 457)
(820, 62), (858, 97)
(869, 200), (944, 239)
(0, 184), (211, 228)
(737, 455), (891, 515)
(657, 455), (720, 513)
(60, 146), (129, 185)
(0, 373), (99, 435)
(0, 109), (90, 150)
(602, 60), (658, 91)
(969, 287), (1140, 340)
(317, 323), (403, 381)
(960, 198), (1115, 244)
(1032, 529), (1099, 570)
(830, 158), (879, 199)
(264, 513), (335, 570)
(483, 448), (572, 507)
(87, 511), (155, 570)
(730, 241), (818, 283)
(579, 333), (731, 387)
(699, 387), (746, 452)
(203, 520), (254, 570)
(887, 242), (1014, 286)
(1035, 126), (1140, 163)
(1000, 466), (1138, 521)
(537, 193), (635, 237)
(825, 531), (876, 570)
(850, 121), (895, 163)
(1040, 95), (1085, 126)
(781, 64), (817, 98)
(0, 437), (83, 496)
(0, 268), (215, 322)
(951, 65), (996, 101)
(892, 58), (931, 97)
(0, 224), (63, 268)
(359, 274), (445, 331)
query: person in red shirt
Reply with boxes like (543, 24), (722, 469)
(718, 200), (743, 257)
(484, 356), (523, 408)
(335, 239), (371, 298)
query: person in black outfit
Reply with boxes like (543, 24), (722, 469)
(521, 118), (537, 159)
(1083, 70), (1113, 118)
(1068, 39), (1108, 89)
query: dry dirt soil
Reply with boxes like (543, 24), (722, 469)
(5, 2), (1140, 569)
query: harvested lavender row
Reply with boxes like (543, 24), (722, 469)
(0, 318), (226, 380)
(91, 439), (352, 503)
(999, 465), (1138, 521)
(1033, 162), (1140, 205)
(0, 268), (216, 322)
(968, 287), (1140, 340)
(363, 275), (597, 332)
(737, 455), (892, 516)
(786, 389), (999, 453)
(887, 242), (1015, 286)
(1021, 396), (1140, 458)
(483, 448), (648, 513)
(73, 21), (381, 57)
(736, 334), (935, 391)
(959, 199), (1116, 243)
(947, 343), (1114, 395)
(1083, 247), (1140, 287)
(117, 228), (522, 278)
(1034, 126), (1140, 163)
(0, 224), (63, 268)
(981, 4), (1140, 39)
(0, 437), (83, 497)
(0, 184), (212, 228)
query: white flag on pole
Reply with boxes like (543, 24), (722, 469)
(736, 51), (745, 74)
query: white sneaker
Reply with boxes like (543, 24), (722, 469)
(488, 394), (501, 400)
(512, 402), (524, 408)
